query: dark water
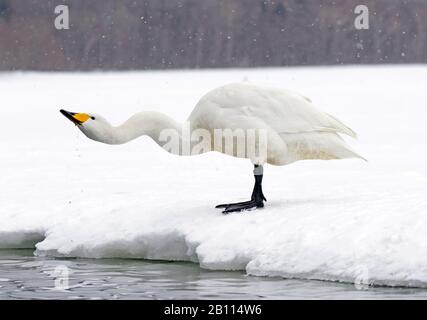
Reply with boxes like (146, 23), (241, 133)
(0, 250), (426, 300)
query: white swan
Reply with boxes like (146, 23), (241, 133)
(60, 82), (364, 213)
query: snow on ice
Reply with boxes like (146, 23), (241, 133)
(1, 66), (427, 287)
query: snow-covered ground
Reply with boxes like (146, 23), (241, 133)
(1, 66), (427, 287)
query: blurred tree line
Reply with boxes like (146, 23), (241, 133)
(0, 0), (425, 70)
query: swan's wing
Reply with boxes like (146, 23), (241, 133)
(191, 82), (357, 138)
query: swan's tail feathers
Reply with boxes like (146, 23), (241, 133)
(343, 147), (367, 162)
(323, 113), (358, 139)
(329, 133), (367, 161)
(280, 132), (366, 163)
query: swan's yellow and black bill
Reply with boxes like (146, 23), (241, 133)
(60, 109), (90, 125)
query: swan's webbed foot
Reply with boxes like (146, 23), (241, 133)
(219, 199), (264, 214)
(215, 200), (254, 209)
(216, 165), (266, 214)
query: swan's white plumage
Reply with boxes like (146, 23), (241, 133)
(72, 82), (363, 166)
(188, 82), (363, 165)
(190, 83), (357, 137)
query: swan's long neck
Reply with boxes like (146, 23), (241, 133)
(112, 111), (182, 147)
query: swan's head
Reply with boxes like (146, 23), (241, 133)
(60, 109), (116, 144)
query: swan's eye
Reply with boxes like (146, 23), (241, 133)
(91, 117), (96, 120)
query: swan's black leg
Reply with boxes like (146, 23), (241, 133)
(216, 165), (267, 214)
